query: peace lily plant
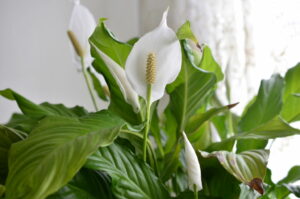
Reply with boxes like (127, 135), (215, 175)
(1, 2), (300, 199)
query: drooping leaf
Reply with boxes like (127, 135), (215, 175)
(90, 21), (140, 125)
(47, 168), (115, 199)
(200, 149), (269, 193)
(0, 125), (26, 184)
(0, 89), (88, 119)
(85, 143), (171, 199)
(5, 111), (124, 199)
(281, 63), (300, 122)
(167, 40), (217, 134)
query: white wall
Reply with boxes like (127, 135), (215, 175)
(0, 0), (139, 123)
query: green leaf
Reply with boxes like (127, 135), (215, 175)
(6, 113), (38, 133)
(283, 184), (300, 197)
(237, 117), (300, 140)
(0, 125), (26, 184)
(87, 67), (108, 101)
(198, 46), (224, 81)
(186, 103), (238, 135)
(176, 21), (198, 43)
(200, 150), (269, 186)
(85, 143), (170, 199)
(90, 20), (131, 68)
(5, 111), (124, 199)
(167, 40), (217, 134)
(278, 166), (300, 184)
(0, 89), (88, 119)
(281, 63), (300, 122)
(47, 168), (115, 199)
(90, 21), (140, 125)
(238, 74), (284, 132)
(237, 75), (284, 151)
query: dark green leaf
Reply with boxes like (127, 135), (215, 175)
(0, 125), (26, 184)
(5, 111), (124, 199)
(47, 168), (115, 199)
(85, 143), (170, 199)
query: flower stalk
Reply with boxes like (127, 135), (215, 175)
(143, 53), (156, 162)
(80, 57), (99, 111)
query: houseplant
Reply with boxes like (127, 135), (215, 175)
(1, 3), (300, 199)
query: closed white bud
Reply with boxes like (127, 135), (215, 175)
(182, 132), (203, 191)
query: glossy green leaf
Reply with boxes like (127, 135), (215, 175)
(0, 125), (26, 184)
(47, 168), (115, 199)
(281, 63), (300, 122)
(200, 150), (269, 185)
(87, 67), (108, 101)
(90, 21), (140, 125)
(5, 111), (124, 199)
(85, 143), (170, 199)
(167, 40), (216, 134)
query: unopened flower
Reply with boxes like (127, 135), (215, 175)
(182, 132), (203, 191)
(68, 0), (96, 68)
(125, 8), (181, 103)
(91, 43), (140, 112)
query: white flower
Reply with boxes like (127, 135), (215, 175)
(125, 8), (182, 103)
(182, 132), (203, 191)
(68, 0), (96, 68)
(91, 43), (140, 112)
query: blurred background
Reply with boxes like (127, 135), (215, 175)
(0, 0), (300, 188)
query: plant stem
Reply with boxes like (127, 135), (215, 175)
(80, 57), (98, 111)
(143, 84), (152, 162)
(194, 184), (198, 199)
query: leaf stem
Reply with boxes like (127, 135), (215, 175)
(194, 184), (198, 199)
(80, 57), (99, 111)
(143, 84), (152, 162)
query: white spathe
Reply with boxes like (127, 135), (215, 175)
(91, 43), (140, 112)
(183, 132), (203, 191)
(125, 9), (181, 103)
(68, 0), (96, 68)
